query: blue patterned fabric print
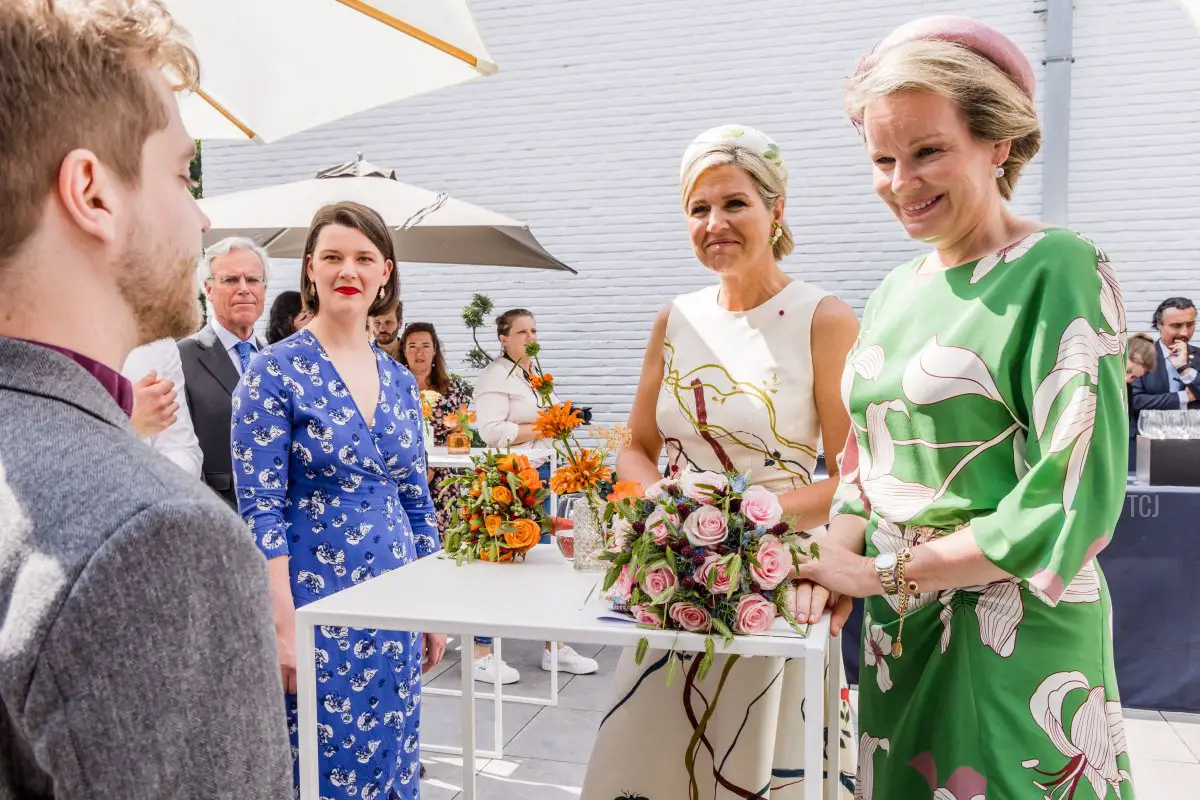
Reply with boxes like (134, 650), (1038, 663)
(232, 329), (439, 800)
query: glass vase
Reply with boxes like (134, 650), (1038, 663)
(447, 429), (471, 455)
(570, 500), (606, 572)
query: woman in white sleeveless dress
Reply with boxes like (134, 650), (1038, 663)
(580, 126), (859, 799)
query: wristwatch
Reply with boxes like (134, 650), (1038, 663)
(875, 552), (899, 595)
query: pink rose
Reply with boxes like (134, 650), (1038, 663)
(640, 566), (678, 601)
(631, 605), (663, 627)
(668, 602), (712, 633)
(612, 563), (635, 602)
(644, 478), (678, 500)
(750, 535), (792, 590)
(735, 594), (777, 634)
(681, 470), (729, 504)
(741, 485), (783, 528)
(683, 505), (729, 548)
(697, 554), (734, 595)
(646, 508), (680, 545)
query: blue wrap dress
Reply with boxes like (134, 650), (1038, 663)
(233, 329), (439, 800)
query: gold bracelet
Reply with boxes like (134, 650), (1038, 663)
(891, 548), (915, 658)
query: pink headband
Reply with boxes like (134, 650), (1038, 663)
(851, 15), (1036, 123)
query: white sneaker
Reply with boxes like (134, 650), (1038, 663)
(543, 644), (599, 675)
(473, 654), (520, 685)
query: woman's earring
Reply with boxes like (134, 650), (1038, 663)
(768, 222), (783, 246)
(994, 164), (1005, 178)
(378, 286), (385, 299)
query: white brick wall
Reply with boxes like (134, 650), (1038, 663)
(204, 0), (1200, 429)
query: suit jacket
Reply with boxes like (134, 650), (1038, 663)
(0, 337), (290, 799)
(1130, 341), (1200, 421)
(178, 324), (264, 506)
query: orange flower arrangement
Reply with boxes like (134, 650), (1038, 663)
(444, 450), (549, 563)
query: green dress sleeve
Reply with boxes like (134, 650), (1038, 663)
(970, 233), (1129, 606)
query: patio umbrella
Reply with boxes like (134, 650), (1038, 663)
(169, 0), (498, 143)
(200, 156), (574, 272)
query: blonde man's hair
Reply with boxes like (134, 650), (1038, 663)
(845, 40), (1041, 201)
(1128, 332), (1158, 371)
(0, 0), (200, 266)
(680, 145), (794, 261)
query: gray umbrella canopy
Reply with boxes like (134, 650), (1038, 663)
(200, 157), (573, 272)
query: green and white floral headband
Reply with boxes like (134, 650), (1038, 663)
(680, 124), (788, 188)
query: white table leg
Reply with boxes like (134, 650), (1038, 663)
(492, 638), (504, 758)
(461, 639), (477, 799)
(825, 643), (843, 800)
(296, 619), (319, 800)
(804, 649), (824, 800)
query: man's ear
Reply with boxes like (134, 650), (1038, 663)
(57, 149), (121, 245)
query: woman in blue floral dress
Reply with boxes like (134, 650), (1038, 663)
(233, 201), (444, 800)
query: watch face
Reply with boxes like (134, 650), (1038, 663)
(875, 552), (898, 571)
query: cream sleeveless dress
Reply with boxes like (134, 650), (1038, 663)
(581, 280), (857, 799)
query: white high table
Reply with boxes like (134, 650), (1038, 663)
(295, 546), (841, 800)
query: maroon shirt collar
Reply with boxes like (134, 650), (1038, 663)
(20, 339), (134, 416)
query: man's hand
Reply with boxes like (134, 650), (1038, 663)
(1171, 343), (1190, 370)
(423, 633), (447, 673)
(130, 371), (178, 438)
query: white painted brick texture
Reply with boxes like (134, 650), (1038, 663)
(204, 0), (1200, 428)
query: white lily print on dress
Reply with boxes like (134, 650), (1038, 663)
(862, 611), (893, 693)
(842, 343), (885, 410)
(910, 753), (987, 800)
(855, 733), (890, 800)
(970, 230), (1048, 284)
(1024, 671), (1131, 799)
(937, 579), (1023, 658)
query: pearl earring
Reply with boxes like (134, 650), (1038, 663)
(378, 286), (385, 299)
(768, 222), (783, 246)
(994, 165), (1005, 178)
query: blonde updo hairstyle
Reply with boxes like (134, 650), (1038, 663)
(680, 144), (795, 261)
(845, 40), (1041, 201)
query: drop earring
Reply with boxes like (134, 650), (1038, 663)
(994, 164), (1005, 178)
(768, 222), (783, 246)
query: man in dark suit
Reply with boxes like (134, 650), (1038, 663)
(179, 237), (268, 506)
(1130, 296), (1199, 440)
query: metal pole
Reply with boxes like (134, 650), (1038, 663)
(1042, 0), (1075, 226)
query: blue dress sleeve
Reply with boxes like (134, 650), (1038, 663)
(231, 352), (293, 560)
(393, 369), (440, 558)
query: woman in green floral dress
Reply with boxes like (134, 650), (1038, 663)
(793, 16), (1135, 800)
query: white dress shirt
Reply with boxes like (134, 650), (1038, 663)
(210, 317), (258, 377)
(121, 338), (204, 478)
(473, 357), (557, 465)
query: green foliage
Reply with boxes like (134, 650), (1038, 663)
(461, 293), (496, 368)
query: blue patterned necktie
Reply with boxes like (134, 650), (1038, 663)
(234, 340), (255, 374)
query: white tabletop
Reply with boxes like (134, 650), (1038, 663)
(295, 544), (828, 658)
(425, 445), (556, 470)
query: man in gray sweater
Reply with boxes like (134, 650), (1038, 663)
(0, 2), (290, 797)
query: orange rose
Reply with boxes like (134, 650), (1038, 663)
(516, 454), (532, 472)
(543, 373), (554, 383)
(496, 454), (519, 473)
(469, 479), (482, 498)
(480, 548), (513, 563)
(485, 515), (502, 536)
(517, 468), (543, 491)
(504, 518), (541, 550)
(606, 480), (644, 503)
(491, 485), (513, 505)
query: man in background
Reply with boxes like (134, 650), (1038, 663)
(371, 298), (403, 360)
(178, 237), (269, 506)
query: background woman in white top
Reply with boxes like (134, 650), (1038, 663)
(474, 308), (601, 682)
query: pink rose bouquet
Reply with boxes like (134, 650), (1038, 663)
(598, 469), (821, 683)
